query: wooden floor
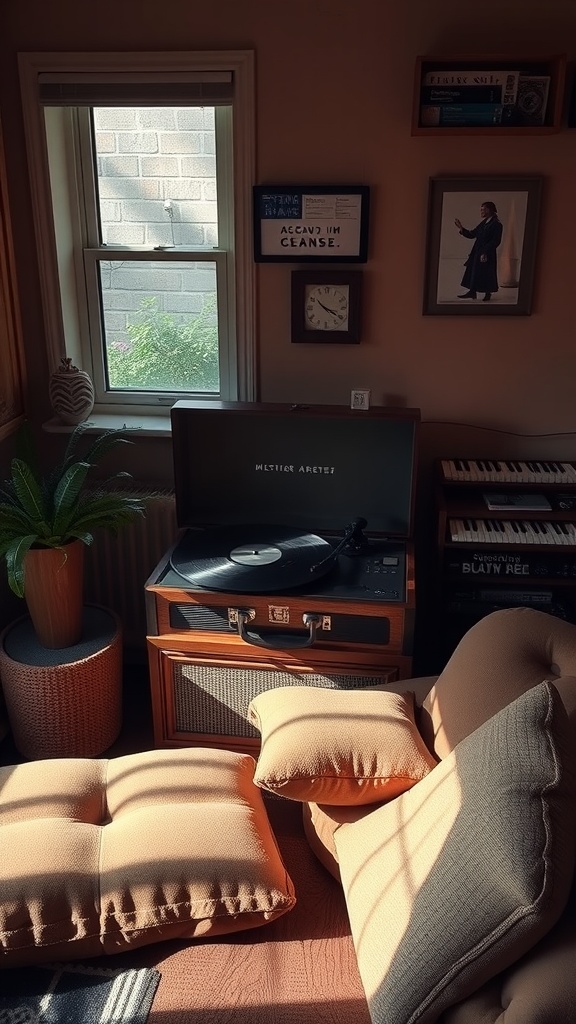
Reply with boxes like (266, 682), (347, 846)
(120, 796), (371, 1024)
(0, 663), (371, 1024)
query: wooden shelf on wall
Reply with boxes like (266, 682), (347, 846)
(412, 54), (567, 136)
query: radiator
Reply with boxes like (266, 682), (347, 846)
(84, 489), (178, 658)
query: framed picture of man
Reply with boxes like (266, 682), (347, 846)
(423, 176), (542, 315)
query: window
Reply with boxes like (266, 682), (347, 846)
(18, 52), (256, 417)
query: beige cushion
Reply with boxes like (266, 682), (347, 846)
(0, 747), (296, 967)
(247, 686), (437, 805)
(421, 606), (576, 759)
(335, 681), (576, 1024)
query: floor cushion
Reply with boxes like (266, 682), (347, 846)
(334, 681), (576, 1024)
(0, 747), (296, 967)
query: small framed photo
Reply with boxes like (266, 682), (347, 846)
(253, 185), (370, 263)
(423, 176), (542, 315)
(351, 389), (371, 410)
(291, 270), (362, 344)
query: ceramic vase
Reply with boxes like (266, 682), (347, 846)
(49, 357), (94, 424)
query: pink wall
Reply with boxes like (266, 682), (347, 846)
(1, 0), (576, 466)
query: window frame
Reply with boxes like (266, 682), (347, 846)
(18, 50), (257, 414)
(83, 248), (229, 406)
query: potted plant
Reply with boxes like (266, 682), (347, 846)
(0, 424), (146, 648)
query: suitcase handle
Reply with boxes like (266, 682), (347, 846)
(235, 610), (321, 650)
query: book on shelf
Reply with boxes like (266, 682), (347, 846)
(421, 103), (511, 127)
(482, 491), (552, 511)
(422, 69), (520, 104)
(420, 85), (510, 105)
(515, 75), (550, 125)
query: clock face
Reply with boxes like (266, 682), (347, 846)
(304, 284), (350, 331)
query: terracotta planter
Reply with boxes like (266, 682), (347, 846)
(24, 540), (85, 648)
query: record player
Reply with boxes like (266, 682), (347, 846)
(145, 401), (420, 751)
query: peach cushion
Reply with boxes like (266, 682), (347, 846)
(302, 802), (369, 881)
(0, 747), (296, 967)
(335, 681), (576, 1024)
(247, 686), (437, 805)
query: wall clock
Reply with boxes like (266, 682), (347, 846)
(291, 270), (362, 344)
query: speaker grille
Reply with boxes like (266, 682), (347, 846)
(173, 663), (394, 737)
(170, 604), (232, 632)
(169, 604), (391, 644)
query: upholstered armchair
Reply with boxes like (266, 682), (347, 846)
(248, 607), (576, 1024)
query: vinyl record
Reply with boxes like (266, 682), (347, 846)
(170, 524), (335, 592)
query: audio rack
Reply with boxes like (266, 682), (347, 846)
(435, 456), (576, 662)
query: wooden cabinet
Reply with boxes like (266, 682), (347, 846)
(412, 55), (567, 136)
(0, 116), (26, 443)
(148, 402), (419, 752)
(435, 457), (576, 663)
(145, 546), (416, 754)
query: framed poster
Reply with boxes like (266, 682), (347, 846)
(253, 185), (370, 263)
(423, 176), (542, 315)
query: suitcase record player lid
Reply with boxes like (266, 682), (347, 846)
(170, 401), (420, 538)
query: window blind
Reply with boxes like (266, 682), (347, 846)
(38, 72), (233, 106)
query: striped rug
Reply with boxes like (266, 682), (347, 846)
(0, 961), (160, 1023)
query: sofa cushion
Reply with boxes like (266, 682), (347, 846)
(334, 681), (576, 1024)
(440, 880), (573, 1024)
(247, 686), (437, 805)
(441, 879), (576, 1023)
(0, 747), (296, 967)
(421, 606), (576, 759)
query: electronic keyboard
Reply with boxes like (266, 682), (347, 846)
(449, 518), (576, 546)
(441, 459), (576, 485)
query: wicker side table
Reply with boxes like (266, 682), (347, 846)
(0, 605), (122, 759)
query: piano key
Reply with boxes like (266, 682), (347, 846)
(529, 520), (547, 543)
(536, 521), (556, 544)
(484, 520), (498, 541)
(448, 518), (576, 546)
(521, 520), (538, 543)
(475, 521), (487, 543)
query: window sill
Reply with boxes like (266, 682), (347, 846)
(43, 414), (172, 437)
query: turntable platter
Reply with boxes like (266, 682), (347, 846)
(170, 524), (334, 593)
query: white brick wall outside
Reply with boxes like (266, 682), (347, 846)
(94, 107), (218, 348)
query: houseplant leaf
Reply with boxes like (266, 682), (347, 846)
(5, 535), (39, 598)
(51, 461), (92, 537)
(10, 460), (47, 528)
(0, 422), (148, 646)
